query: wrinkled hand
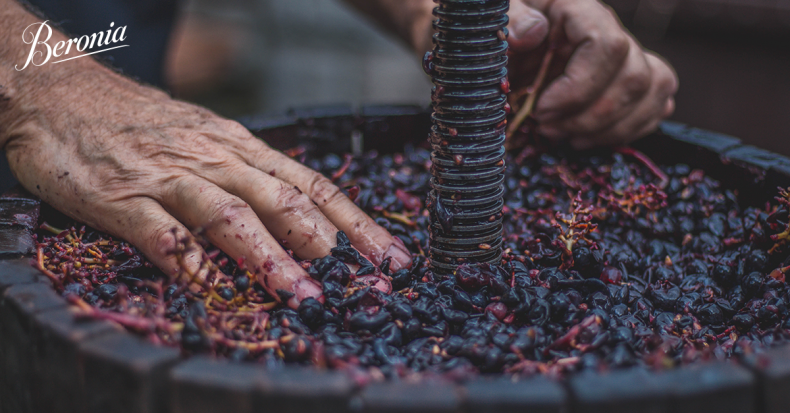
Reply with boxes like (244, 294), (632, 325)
(5, 67), (410, 308)
(506, 0), (678, 148)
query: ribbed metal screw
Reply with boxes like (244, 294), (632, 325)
(426, 0), (510, 273)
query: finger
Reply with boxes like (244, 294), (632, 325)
(208, 158), (395, 293)
(249, 149), (412, 271)
(536, 124), (571, 142)
(544, 37), (652, 135)
(570, 113), (661, 151)
(103, 197), (210, 285)
(507, 1), (549, 51)
(569, 54), (678, 149)
(164, 176), (322, 308)
(533, 0), (631, 121)
(664, 97), (676, 118)
(214, 163), (340, 261)
(568, 95), (663, 150)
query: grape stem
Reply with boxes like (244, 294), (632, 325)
(614, 146), (669, 188)
(331, 154), (353, 182)
(506, 41), (557, 141)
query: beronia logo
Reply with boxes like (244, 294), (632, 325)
(15, 21), (129, 71)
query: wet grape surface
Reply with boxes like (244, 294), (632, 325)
(34, 143), (790, 382)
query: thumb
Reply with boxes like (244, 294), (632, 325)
(508, 1), (549, 51)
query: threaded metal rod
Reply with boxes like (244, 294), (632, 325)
(425, 0), (509, 273)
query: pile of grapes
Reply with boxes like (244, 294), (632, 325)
(35, 143), (790, 381)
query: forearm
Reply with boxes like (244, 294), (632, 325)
(0, 0), (163, 151)
(341, 0), (435, 55)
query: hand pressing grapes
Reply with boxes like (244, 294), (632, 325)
(0, 0), (409, 308)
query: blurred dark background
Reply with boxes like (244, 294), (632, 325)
(2, 0), (790, 194)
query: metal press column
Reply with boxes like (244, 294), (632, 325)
(426, 0), (509, 273)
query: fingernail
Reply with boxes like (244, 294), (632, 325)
(293, 278), (322, 302)
(385, 239), (412, 271)
(509, 9), (548, 49)
(514, 13), (541, 37)
(356, 275), (393, 294)
(288, 278), (323, 309)
(664, 98), (675, 117)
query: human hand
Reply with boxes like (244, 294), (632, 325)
(506, 0), (679, 149)
(343, 0), (676, 149)
(2, 65), (410, 309)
